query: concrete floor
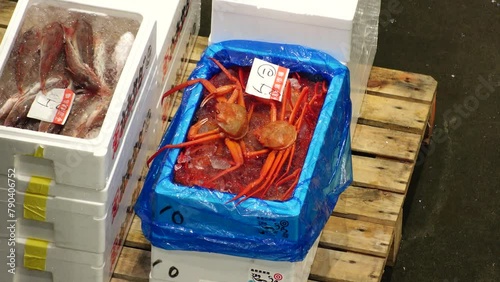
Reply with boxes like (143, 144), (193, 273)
(199, 1), (499, 281)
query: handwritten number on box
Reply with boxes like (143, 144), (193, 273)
(159, 205), (184, 225)
(169, 266), (179, 278)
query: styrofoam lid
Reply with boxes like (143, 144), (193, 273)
(214, 0), (359, 30)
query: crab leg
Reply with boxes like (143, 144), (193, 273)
(161, 78), (234, 105)
(147, 132), (225, 167)
(206, 138), (244, 184)
(209, 57), (245, 107)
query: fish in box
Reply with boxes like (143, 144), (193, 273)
(0, 0), (156, 189)
(136, 40), (353, 262)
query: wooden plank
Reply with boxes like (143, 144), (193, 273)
(333, 186), (404, 226)
(113, 247), (150, 282)
(310, 248), (385, 282)
(352, 155), (413, 194)
(366, 66), (437, 103)
(359, 94), (430, 134)
(321, 216), (393, 258)
(387, 208), (403, 266)
(189, 36), (208, 62)
(352, 124), (421, 162)
(0, 0), (16, 28)
(0, 27), (5, 42)
(125, 215), (150, 250)
(181, 61), (197, 82)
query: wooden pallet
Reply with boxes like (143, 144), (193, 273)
(1, 1), (438, 280)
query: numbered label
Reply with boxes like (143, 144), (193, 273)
(28, 88), (75, 125)
(246, 58), (289, 102)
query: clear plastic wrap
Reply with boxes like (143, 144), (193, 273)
(135, 40), (353, 262)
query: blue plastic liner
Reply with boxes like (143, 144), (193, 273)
(136, 40), (353, 262)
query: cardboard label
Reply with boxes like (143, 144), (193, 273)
(27, 88), (75, 125)
(245, 58), (289, 102)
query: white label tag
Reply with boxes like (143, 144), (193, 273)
(245, 58), (290, 102)
(27, 88), (75, 125)
(248, 268), (286, 282)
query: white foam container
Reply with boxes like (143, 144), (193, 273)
(0, 126), (144, 281)
(0, 237), (109, 282)
(210, 0), (381, 137)
(0, 58), (156, 253)
(0, 0), (156, 189)
(150, 236), (320, 282)
(0, 184), (136, 282)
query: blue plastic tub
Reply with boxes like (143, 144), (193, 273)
(136, 40), (353, 262)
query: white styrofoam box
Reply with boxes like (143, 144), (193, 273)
(0, 101), (151, 281)
(210, 0), (381, 137)
(0, 192), (136, 282)
(150, 236), (320, 282)
(0, 0), (156, 189)
(210, 0), (358, 62)
(0, 237), (108, 282)
(0, 155), (139, 282)
(0, 58), (156, 253)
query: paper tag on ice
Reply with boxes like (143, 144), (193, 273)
(245, 58), (290, 101)
(27, 88), (75, 125)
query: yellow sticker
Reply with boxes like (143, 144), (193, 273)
(33, 146), (44, 158)
(24, 193), (47, 221)
(24, 238), (49, 271)
(26, 176), (51, 196)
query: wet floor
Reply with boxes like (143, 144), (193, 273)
(200, 0), (499, 281)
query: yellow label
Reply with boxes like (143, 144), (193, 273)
(33, 146), (44, 158)
(26, 176), (51, 196)
(24, 238), (49, 271)
(24, 193), (47, 221)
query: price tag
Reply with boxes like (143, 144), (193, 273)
(245, 58), (290, 102)
(27, 88), (75, 125)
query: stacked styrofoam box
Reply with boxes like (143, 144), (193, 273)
(0, 0), (162, 281)
(149, 236), (320, 282)
(209, 0), (381, 138)
(0, 62), (157, 282)
(0, 58), (158, 282)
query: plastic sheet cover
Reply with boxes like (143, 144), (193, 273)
(136, 40), (353, 262)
